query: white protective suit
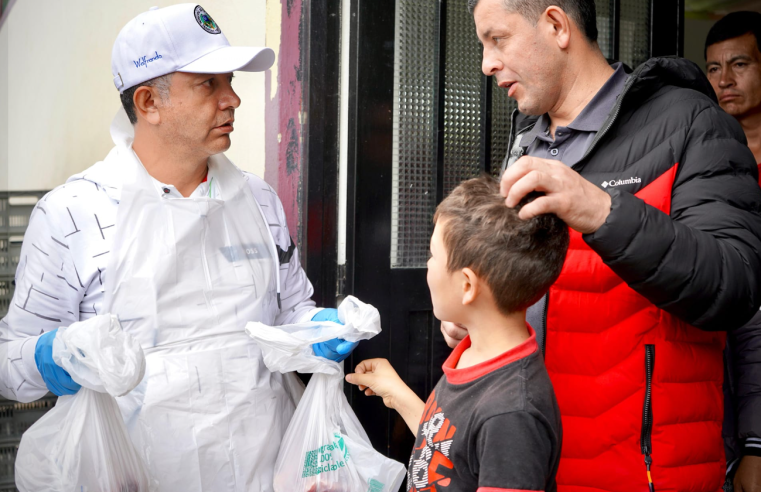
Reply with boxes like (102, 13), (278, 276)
(0, 109), (320, 491)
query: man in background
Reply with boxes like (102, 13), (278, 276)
(706, 11), (761, 175)
(706, 12), (761, 492)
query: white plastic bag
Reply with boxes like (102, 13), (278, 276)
(246, 296), (406, 492)
(15, 314), (151, 492)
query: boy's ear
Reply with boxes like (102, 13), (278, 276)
(461, 268), (480, 306)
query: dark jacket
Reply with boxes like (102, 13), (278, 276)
(504, 57), (761, 489)
(725, 310), (761, 479)
(504, 57), (761, 330)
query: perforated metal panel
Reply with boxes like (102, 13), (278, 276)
(620, 0), (650, 69)
(595, 0), (613, 60)
(491, 76), (516, 176)
(442, 0), (483, 197)
(391, 0), (440, 268)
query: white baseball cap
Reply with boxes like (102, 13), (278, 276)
(111, 4), (275, 93)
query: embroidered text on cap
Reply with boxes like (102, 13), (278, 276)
(194, 5), (221, 34)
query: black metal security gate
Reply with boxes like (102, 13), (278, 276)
(305, 0), (683, 486)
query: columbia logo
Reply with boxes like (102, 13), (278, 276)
(602, 177), (641, 188)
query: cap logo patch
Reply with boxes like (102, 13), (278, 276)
(194, 6), (221, 34)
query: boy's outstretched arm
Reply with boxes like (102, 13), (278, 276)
(346, 359), (425, 434)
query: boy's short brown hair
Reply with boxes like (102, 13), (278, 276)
(434, 175), (569, 315)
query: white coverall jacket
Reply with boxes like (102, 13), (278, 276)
(0, 161), (317, 403)
(0, 113), (320, 490)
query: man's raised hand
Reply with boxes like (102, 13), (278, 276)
(500, 155), (612, 234)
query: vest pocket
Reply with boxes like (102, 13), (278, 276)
(641, 344), (655, 492)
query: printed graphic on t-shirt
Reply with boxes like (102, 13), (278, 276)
(407, 390), (457, 491)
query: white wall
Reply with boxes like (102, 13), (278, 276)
(684, 17), (717, 74)
(0, 0), (271, 191)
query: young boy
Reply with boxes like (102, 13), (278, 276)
(346, 175), (569, 492)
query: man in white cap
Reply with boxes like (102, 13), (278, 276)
(0, 4), (357, 490)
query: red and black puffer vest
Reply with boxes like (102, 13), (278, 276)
(547, 164), (726, 492)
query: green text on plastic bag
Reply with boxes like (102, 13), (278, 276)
(368, 478), (385, 491)
(302, 433), (351, 478)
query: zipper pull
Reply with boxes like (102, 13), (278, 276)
(644, 455), (655, 492)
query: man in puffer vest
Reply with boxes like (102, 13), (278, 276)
(442, 1), (761, 491)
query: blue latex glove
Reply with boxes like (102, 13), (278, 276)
(311, 308), (359, 362)
(34, 329), (81, 396)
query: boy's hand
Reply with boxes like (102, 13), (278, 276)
(346, 359), (406, 408)
(441, 321), (468, 348)
(346, 358), (425, 434)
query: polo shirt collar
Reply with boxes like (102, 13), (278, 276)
(567, 62), (627, 132)
(520, 62), (627, 148)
